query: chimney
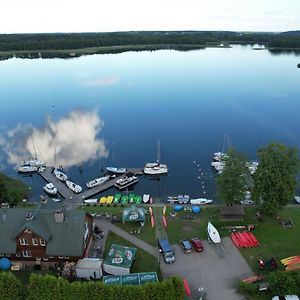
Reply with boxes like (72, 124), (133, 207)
(26, 213), (33, 221)
(54, 210), (64, 223)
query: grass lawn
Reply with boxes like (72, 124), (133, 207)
(103, 231), (161, 278)
(81, 204), (156, 246)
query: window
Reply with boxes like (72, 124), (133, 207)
(16, 252), (21, 257)
(49, 256), (54, 259)
(19, 238), (29, 245)
(24, 229), (32, 234)
(32, 239), (39, 246)
(64, 256), (70, 259)
(22, 250), (31, 258)
(42, 257), (49, 261)
(58, 256), (64, 259)
(5, 254), (11, 257)
(40, 239), (46, 246)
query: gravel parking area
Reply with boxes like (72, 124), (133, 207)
(160, 237), (253, 300)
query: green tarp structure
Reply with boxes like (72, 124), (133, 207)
(103, 244), (137, 275)
(103, 272), (158, 285)
(122, 205), (146, 223)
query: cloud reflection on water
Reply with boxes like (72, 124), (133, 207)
(3, 110), (108, 167)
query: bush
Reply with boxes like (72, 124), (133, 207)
(0, 271), (25, 300)
(237, 281), (259, 296)
(268, 271), (298, 296)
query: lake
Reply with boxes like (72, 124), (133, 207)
(0, 45), (300, 201)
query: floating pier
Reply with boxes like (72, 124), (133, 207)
(38, 166), (143, 210)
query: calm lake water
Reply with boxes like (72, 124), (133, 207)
(1, 45), (300, 201)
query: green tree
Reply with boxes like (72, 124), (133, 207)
(217, 148), (250, 206)
(252, 143), (299, 215)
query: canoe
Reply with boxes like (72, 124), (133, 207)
(162, 215), (167, 228)
(242, 275), (263, 283)
(183, 278), (191, 296)
(150, 215), (155, 228)
(162, 205), (166, 216)
(134, 195), (142, 204)
(99, 197), (107, 204)
(207, 222), (221, 244)
(106, 196), (113, 204)
(128, 193), (135, 204)
(113, 193), (122, 203)
(149, 206), (153, 216)
(83, 199), (97, 204)
(121, 195), (128, 204)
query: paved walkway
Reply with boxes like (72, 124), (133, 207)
(93, 217), (157, 258)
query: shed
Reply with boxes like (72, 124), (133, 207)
(219, 206), (245, 221)
(75, 258), (102, 279)
(103, 244), (137, 275)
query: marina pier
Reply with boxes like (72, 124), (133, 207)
(38, 167), (143, 209)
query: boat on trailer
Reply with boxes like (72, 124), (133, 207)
(207, 222), (221, 244)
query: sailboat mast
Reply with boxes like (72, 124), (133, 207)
(31, 134), (37, 159)
(157, 139), (160, 163)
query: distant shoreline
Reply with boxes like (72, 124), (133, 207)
(1, 43), (300, 61)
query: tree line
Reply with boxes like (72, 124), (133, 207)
(0, 272), (184, 300)
(0, 31), (300, 52)
(217, 143), (300, 215)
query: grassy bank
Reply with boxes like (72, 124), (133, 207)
(81, 205), (156, 246)
(0, 172), (30, 206)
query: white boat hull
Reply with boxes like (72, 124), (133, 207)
(106, 167), (127, 174)
(18, 166), (38, 173)
(114, 176), (138, 190)
(54, 169), (68, 181)
(66, 180), (82, 193)
(207, 222), (221, 244)
(43, 183), (57, 195)
(295, 196), (300, 204)
(143, 194), (150, 203)
(190, 198), (213, 205)
(143, 165), (168, 175)
(86, 176), (110, 188)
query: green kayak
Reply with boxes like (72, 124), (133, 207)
(128, 193), (135, 204)
(134, 195), (142, 204)
(114, 193), (122, 203)
(121, 195), (128, 204)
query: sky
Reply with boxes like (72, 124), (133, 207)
(1, 0), (300, 33)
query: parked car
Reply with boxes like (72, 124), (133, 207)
(190, 238), (204, 252)
(272, 296), (299, 300)
(157, 238), (175, 263)
(180, 240), (192, 254)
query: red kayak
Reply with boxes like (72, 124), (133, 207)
(183, 278), (191, 296)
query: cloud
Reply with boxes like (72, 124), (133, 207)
(80, 76), (119, 86)
(2, 110), (108, 167)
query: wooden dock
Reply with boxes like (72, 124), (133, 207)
(38, 167), (143, 209)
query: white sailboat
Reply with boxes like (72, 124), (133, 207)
(207, 222), (221, 244)
(144, 140), (168, 175)
(18, 165), (38, 173)
(53, 169), (68, 181)
(66, 180), (82, 194)
(86, 175), (110, 188)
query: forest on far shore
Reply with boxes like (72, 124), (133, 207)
(1, 30), (300, 52)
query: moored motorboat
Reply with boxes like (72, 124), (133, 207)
(207, 222), (221, 244)
(190, 198), (213, 205)
(43, 183), (57, 195)
(18, 165), (38, 173)
(86, 175), (110, 188)
(53, 169), (68, 181)
(106, 167), (127, 174)
(144, 140), (168, 175)
(66, 180), (82, 193)
(114, 175), (139, 190)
